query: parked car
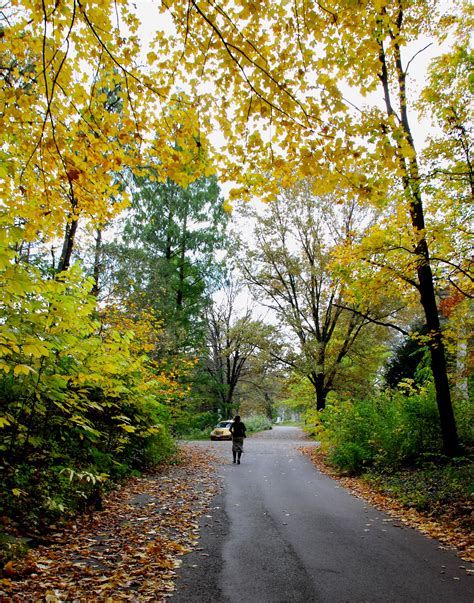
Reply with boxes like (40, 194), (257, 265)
(210, 420), (234, 441)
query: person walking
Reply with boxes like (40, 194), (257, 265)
(229, 415), (246, 464)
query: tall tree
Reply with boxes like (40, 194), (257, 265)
(237, 184), (396, 409)
(204, 284), (269, 417)
(237, 357), (286, 421)
(104, 173), (228, 351)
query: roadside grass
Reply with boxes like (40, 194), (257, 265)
(180, 428), (211, 441)
(363, 460), (473, 520)
(302, 446), (473, 562)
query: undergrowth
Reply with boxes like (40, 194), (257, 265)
(363, 457), (473, 526)
(306, 386), (473, 475)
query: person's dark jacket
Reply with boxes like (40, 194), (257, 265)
(230, 421), (246, 438)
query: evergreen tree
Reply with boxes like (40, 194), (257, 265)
(105, 173), (229, 353)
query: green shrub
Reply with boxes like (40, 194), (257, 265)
(0, 462), (104, 531)
(172, 410), (219, 436)
(330, 442), (372, 475)
(454, 396), (474, 449)
(136, 425), (177, 468)
(364, 459), (473, 517)
(317, 386), (443, 474)
(180, 427), (212, 440)
(243, 414), (273, 433)
(0, 390), (177, 533)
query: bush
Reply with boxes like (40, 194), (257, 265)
(128, 424), (177, 470)
(0, 259), (195, 539)
(172, 411), (219, 437)
(364, 459), (473, 518)
(180, 427), (212, 440)
(454, 396), (474, 449)
(316, 386), (444, 474)
(243, 414), (273, 433)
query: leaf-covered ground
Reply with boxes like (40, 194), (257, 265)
(301, 447), (473, 565)
(2, 442), (472, 601)
(0, 445), (220, 602)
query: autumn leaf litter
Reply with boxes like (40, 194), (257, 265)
(3, 442), (472, 600)
(0, 445), (220, 602)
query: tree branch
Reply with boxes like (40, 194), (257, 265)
(405, 43), (433, 75)
(333, 303), (409, 335)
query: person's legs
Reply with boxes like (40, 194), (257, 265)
(232, 438), (244, 463)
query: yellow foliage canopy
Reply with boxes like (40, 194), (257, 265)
(1, 0), (210, 246)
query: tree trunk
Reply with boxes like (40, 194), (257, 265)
(90, 228), (103, 297)
(176, 196), (189, 309)
(378, 26), (459, 456)
(57, 216), (78, 273)
(416, 236), (459, 455)
(264, 392), (273, 420)
(310, 372), (327, 411)
(403, 110), (460, 456)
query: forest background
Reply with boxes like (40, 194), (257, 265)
(0, 0), (472, 553)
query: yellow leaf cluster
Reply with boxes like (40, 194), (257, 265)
(2, 0), (212, 250)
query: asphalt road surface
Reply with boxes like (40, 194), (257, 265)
(173, 426), (473, 602)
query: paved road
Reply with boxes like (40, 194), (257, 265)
(173, 427), (473, 602)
